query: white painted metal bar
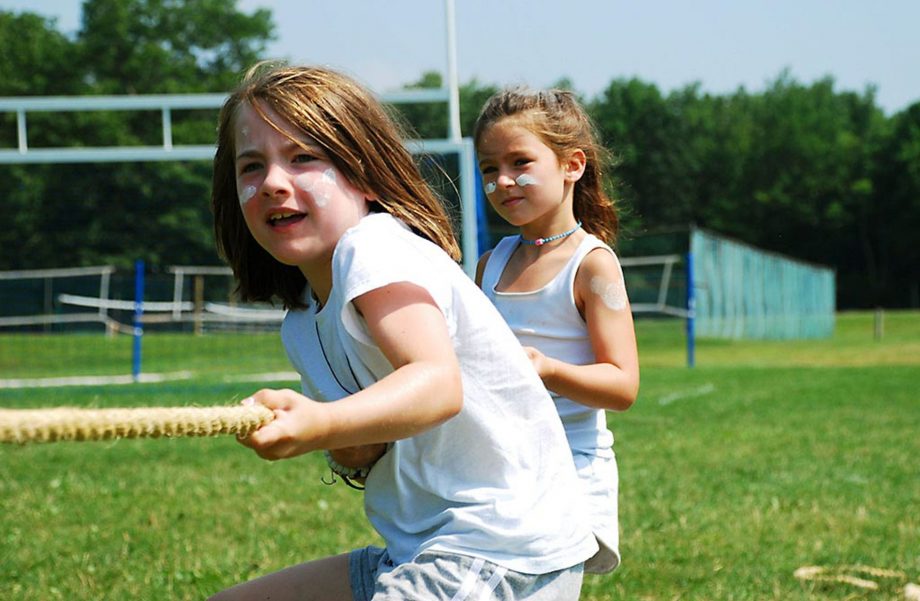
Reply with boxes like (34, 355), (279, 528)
(0, 313), (111, 327)
(0, 94), (228, 112)
(171, 270), (184, 320)
(0, 89), (450, 113)
(16, 110), (27, 152)
(444, 0), (462, 142)
(619, 254), (683, 267)
(378, 89), (450, 104)
(99, 270), (111, 318)
(658, 259), (674, 307)
(59, 293), (193, 312)
(0, 91), (457, 164)
(167, 266), (233, 275)
(162, 107), (173, 149)
(0, 79), (478, 269)
(0, 146), (216, 163)
(457, 139), (478, 275)
(0, 265), (115, 280)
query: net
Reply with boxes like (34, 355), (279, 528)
(0, 265), (290, 384)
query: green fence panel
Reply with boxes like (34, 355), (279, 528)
(691, 228), (835, 339)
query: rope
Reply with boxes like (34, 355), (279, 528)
(0, 405), (274, 444)
(795, 565), (919, 599)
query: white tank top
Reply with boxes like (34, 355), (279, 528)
(481, 233), (615, 456)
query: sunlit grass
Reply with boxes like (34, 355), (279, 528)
(1, 311), (918, 599)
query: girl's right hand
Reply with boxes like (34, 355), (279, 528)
(523, 345), (555, 381)
(238, 389), (331, 461)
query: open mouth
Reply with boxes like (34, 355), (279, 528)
(267, 211), (306, 226)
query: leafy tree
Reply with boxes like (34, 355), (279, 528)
(459, 78), (498, 138)
(391, 71), (450, 140)
(0, 11), (82, 97)
(590, 79), (698, 237)
(2, 6), (917, 307)
(716, 75), (886, 306)
(866, 102), (920, 306)
(0, 1), (274, 273)
(78, 0), (274, 94)
(0, 11), (83, 270)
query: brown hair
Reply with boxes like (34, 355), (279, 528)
(473, 88), (618, 244)
(212, 63), (460, 309)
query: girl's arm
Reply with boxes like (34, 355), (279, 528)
(474, 251), (493, 288)
(240, 282), (463, 460)
(327, 443), (388, 469)
(526, 248), (639, 411)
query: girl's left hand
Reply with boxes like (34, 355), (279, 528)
(238, 389), (331, 461)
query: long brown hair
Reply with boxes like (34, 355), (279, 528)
(473, 88), (618, 244)
(212, 63), (460, 309)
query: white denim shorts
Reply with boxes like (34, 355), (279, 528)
(573, 450), (621, 574)
(349, 546), (584, 601)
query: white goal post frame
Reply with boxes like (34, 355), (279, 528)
(620, 252), (696, 368)
(0, 93), (479, 276)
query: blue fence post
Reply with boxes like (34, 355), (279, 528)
(686, 251), (696, 368)
(132, 259), (145, 382)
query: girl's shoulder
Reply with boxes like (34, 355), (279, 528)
(574, 238), (625, 287)
(576, 232), (615, 256)
(567, 233), (616, 273)
(340, 212), (407, 245)
(334, 213), (425, 270)
(333, 212), (460, 308)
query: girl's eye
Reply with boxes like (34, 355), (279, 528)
(293, 153), (317, 164)
(480, 166), (497, 176)
(514, 158), (532, 167)
(238, 162), (261, 175)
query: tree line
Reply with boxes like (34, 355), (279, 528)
(1, 1), (917, 308)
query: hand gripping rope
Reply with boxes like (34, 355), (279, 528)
(0, 405), (274, 444)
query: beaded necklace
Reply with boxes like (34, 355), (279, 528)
(520, 221), (582, 246)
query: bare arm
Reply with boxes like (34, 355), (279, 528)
(327, 443), (387, 470)
(527, 249), (639, 411)
(474, 250), (492, 288)
(241, 282), (463, 460)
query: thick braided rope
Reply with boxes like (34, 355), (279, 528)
(0, 405), (274, 444)
(795, 565), (919, 598)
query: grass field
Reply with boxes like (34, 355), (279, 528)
(1, 310), (918, 600)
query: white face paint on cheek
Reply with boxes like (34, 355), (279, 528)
(294, 168), (337, 207)
(484, 181), (497, 195)
(590, 276), (628, 311)
(515, 174), (539, 187)
(238, 185), (257, 206)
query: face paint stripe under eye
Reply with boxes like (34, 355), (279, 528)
(515, 174), (539, 187)
(294, 168), (337, 207)
(239, 185), (257, 205)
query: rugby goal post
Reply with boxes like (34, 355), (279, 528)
(620, 253), (696, 368)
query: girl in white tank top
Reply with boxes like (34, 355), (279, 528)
(474, 87), (641, 574)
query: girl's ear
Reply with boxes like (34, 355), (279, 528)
(563, 149), (587, 182)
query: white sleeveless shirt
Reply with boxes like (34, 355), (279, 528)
(481, 234), (616, 456)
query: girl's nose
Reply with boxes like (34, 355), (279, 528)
(261, 162), (292, 198)
(496, 172), (517, 188)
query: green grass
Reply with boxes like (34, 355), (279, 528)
(1, 311), (918, 600)
(0, 331), (290, 379)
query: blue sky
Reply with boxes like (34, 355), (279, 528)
(5, 0), (919, 115)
